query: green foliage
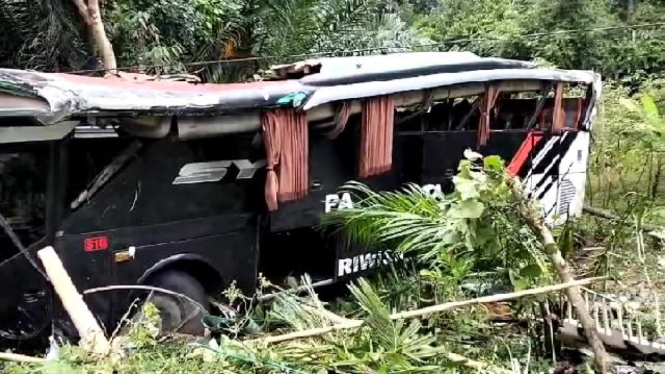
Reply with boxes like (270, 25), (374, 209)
(322, 150), (552, 295)
(106, 0), (247, 75)
(102, 0), (430, 81)
(2, 0), (664, 84)
(588, 81), (665, 209)
(0, 0), (91, 71)
(410, 0), (665, 80)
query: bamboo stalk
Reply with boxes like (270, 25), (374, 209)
(391, 277), (605, 320)
(37, 246), (110, 355)
(512, 180), (611, 373)
(0, 352), (47, 364)
(248, 277), (604, 345)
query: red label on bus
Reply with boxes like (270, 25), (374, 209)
(84, 236), (109, 252)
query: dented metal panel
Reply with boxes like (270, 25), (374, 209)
(302, 68), (601, 110)
(0, 68), (307, 124)
(0, 53), (601, 133)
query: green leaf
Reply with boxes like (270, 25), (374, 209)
(463, 149), (483, 161)
(453, 177), (479, 200)
(512, 278), (529, 291)
(509, 269), (529, 291)
(483, 155), (504, 172)
(520, 264), (542, 278)
(451, 200), (485, 219)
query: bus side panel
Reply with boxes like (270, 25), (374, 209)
(554, 131), (591, 223)
(269, 130), (405, 232)
(57, 137), (263, 328)
(62, 136), (264, 234)
(54, 214), (259, 330)
(522, 131), (589, 225)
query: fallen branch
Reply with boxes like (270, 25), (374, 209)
(391, 276), (605, 320)
(37, 247), (110, 355)
(583, 204), (662, 232)
(0, 352), (47, 364)
(513, 185), (611, 373)
(247, 277), (604, 345)
(257, 278), (334, 302)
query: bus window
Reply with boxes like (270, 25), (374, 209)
(396, 96), (481, 132)
(0, 146), (49, 262)
(396, 82), (590, 134)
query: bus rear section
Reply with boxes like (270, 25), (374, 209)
(0, 53), (601, 344)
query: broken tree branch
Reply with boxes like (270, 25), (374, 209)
(0, 352), (48, 364)
(513, 182), (611, 373)
(37, 246), (110, 355)
(391, 277), (605, 320)
(583, 204), (663, 232)
(247, 277), (603, 346)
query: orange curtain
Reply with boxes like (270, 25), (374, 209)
(552, 83), (565, 133)
(261, 109), (309, 211)
(359, 96), (394, 178)
(477, 84), (500, 147)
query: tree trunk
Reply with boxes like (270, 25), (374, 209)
(71, 0), (117, 71)
(583, 204), (663, 232)
(511, 179), (611, 373)
(538, 225), (611, 373)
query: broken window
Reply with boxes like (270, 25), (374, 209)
(494, 82), (588, 132)
(0, 145), (48, 262)
(396, 81), (590, 136)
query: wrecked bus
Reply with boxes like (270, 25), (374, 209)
(0, 52), (601, 342)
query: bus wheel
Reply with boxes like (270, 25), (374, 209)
(143, 270), (210, 336)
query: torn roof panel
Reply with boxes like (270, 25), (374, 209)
(0, 68), (307, 123)
(0, 52), (601, 126)
(302, 68), (602, 110)
(299, 57), (536, 87)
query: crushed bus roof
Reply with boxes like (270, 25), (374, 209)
(0, 52), (601, 125)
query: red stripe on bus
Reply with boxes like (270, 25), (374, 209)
(507, 132), (544, 176)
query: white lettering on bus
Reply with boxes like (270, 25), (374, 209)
(325, 184), (443, 212)
(337, 251), (404, 276)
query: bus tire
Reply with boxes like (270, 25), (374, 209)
(145, 270), (210, 336)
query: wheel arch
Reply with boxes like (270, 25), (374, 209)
(138, 254), (224, 294)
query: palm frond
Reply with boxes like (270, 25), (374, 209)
(348, 279), (444, 361)
(323, 152), (554, 293)
(321, 181), (460, 260)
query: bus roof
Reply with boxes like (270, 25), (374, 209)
(0, 52), (600, 125)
